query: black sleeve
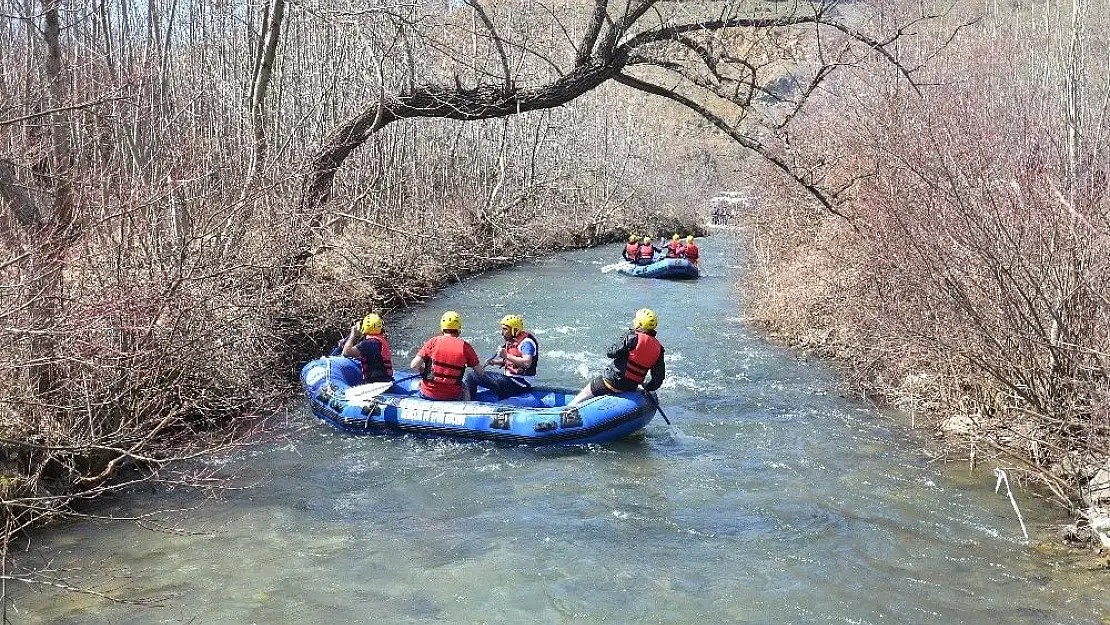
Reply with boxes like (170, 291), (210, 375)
(643, 346), (666, 392)
(606, 331), (635, 359)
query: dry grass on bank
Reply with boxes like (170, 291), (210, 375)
(291, 187), (703, 364)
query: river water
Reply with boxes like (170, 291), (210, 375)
(12, 233), (1108, 624)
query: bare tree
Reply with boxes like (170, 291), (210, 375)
(246, 0), (289, 188)
(0, 0), (718, 567)
(740, 0), (1110, 539)
(293, 0), (946, 268)
(0, 0), (960, 600)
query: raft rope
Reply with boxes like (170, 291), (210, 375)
(324, 356), (335, 394)
(994, 468), (1029, 540)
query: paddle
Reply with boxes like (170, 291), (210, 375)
(485, 347), (507, 368)
(344, 372), (423, 403)
(644, 390), (672, 425)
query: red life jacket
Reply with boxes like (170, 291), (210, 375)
(624, 242), (639, 259)
(666, 240), (682, 258)
(637, 243), (655, 263)
(420, 334), (470, 400)
(682, 243), (700, 263)
(622, 330), (662, 384)
(503, 332), (539, 377)
(359, 335), (394, 383)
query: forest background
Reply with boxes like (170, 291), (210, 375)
(0, 0), (1107, 596)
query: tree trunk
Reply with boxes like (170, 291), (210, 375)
(246, 0), (287, 188)
(25, 1), (77, 403)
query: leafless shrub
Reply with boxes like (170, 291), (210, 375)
(0, 0), (717, 586)
(744, 0), (1110, 522)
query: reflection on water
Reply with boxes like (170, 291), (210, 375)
(12, 233), (1109, 624)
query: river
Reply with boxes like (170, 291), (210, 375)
(11, 232), (1108, 624)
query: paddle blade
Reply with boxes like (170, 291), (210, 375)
(344, 381), (396, 404)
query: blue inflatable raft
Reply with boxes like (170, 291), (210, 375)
(300, 357), (658, 445)
(616, 258), (699, 279)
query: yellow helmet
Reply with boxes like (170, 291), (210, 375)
(360, 313), (383, 336)
(641, 236), (651, 244)
(499, 314), (524, 337)
(685, 235), (694, 243)
(628, 233), (637, 243)
(440, 310), (462, 332)
(672, 234), (680, 241)
(633, 308), (658, 331)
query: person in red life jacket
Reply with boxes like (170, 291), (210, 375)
(665, 234), (682, 258)
(330, 313), (394, 383)
(569, 308), (665, 407)
(463, 314), (540, 400)
(636, 236), (659, 265)
(679, 235), (700, 265)
(409, 310), (485, 401)
(622, 233), (639, 262)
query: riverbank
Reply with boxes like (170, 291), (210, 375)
(726, 0), (1110, 552)
(737, 186), (1109, 551)
(285, 209), (707, 372)
(0, 202), (705, 556)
